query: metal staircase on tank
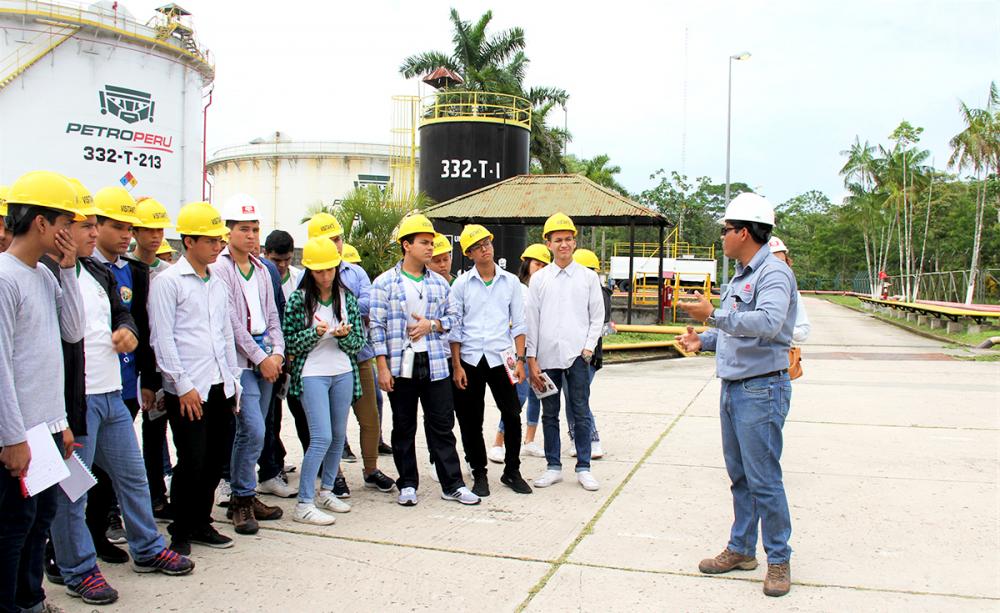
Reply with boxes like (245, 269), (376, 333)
(0, 20), (79, 91)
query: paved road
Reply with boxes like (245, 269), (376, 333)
(48, 297), (999, 611)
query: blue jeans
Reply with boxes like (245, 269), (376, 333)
(299, 373), (354, 503)
(50, 392), (165, 585)
(497, 379), (540, 434)
(720, 373), (793, 564)
(231, 369), (274, 497)
(541, 357), (593, 471)
(566, 365), (600, 442)
(0, 434), (60, 613)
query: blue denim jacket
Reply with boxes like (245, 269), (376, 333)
(699, 244), (798, 381)
(369, 262), (455, 382)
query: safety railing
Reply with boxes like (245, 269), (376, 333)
(613, 241), (715, 260)
(208, 141), (395, 165)
(420, 90), (531, 130)
(0, 20), (76, 89)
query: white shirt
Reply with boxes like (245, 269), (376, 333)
(149, 255), (240, 400)
(238, 266), (266, 335)
(281, 265), (304, 302)
(525, 260), (605, 370)
(447, 265), (526, 368)
(302, 290), (352, 377)
(792, 291), (811, 343)
(402, 273), (428, 352)
(79, 266), (122, 394)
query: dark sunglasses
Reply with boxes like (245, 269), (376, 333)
(720, 226), (741, 237)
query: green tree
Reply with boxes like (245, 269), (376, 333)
(564, 153), (626, 195)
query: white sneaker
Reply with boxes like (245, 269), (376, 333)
(577, 471), (599, 491)
(258, 476), (297, 498)
(428, 462), (440, 483)
(397, 486), (418, 506)
(521, 441), (545, 457)
(316, 490), (352, 513)
(569, 445), (577, 457)
(486, 446), (505, 464)
(533, 469), (563, 488)
(293, 502), (335, 526)
(215, 479), (231, 507)
(440, 486), (481, 505)
(591, 441), (604, 459)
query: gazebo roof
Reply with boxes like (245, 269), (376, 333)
(423, 174), (671, 227)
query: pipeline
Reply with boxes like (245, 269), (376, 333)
(976, 336), (1000, 349)
(602, 340), (693, 357)
(615, 324), (708, 335)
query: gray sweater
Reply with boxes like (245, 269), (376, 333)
(0, 252), (85, 446)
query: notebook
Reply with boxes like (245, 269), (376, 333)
(532, 372), (559, 400)
(21, 424), (71, 497)
(59, 451), (98, 503)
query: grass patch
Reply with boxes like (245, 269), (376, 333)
(613, 332), (679, 344)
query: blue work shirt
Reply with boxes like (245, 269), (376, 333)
(447, 265), (526, 368)
(338, 261), (374, 362)
(95, 250), (138, 399)
(699, 243), (798, 381)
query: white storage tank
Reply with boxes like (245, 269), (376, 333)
(0, 1), (213, 227)
(207, 133), (413, 247)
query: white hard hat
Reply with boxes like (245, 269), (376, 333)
(222, 193), (261, 222)
(720, 192), (775, 226)
(768, 236), (788, 253)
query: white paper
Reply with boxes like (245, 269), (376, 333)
(532, 372), (559, 400)
(59, 451), (97, 503)
(21, 424), (70, 497)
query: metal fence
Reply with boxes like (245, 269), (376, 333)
(795, 269), (1000, 304)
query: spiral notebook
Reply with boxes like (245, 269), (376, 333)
(59, 452), (98, 503)
(20, 424), (70, 497)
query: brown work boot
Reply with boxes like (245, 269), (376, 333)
(231, 496), (259, 535)
(763, 562), (791, 597)
(250, 496), (283, 521)
(698, 549), (758, 574)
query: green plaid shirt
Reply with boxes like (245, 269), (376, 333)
(282, 288), (365, 401)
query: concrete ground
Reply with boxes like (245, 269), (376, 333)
(48, 297), (999, 612)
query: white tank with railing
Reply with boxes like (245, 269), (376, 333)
(206, 132), (420, 248)
(0, 0), (213, 226)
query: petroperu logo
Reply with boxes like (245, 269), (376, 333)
(241, 205), (256, 215)
(100, 85), (154, 125)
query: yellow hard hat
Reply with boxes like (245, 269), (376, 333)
(458, 224), (494, 254)
(572, 248), (601, 271)
(520, 243), (552, 264)
(66, 178), (101, 216)
(543, 212), (577, 238)
(307, 212), (344, 240)
(175, 201), (227, 237)
(395, 213), (435, 242)
(0, 184), (9, 217)
(155, 239), (177, 255)
(94, 186), (141, 225)
(134, 197), (172, 229)
(301, 236), (342, 271)
(432, 233), (453, 257)
(5, 171), (85, 222)
(340, 242), (362, 263)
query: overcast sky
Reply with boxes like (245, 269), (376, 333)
(127, 0), (998, 205)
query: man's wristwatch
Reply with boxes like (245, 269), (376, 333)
(517, 354), (526, 362)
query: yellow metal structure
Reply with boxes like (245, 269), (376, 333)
(613, 227), (715, 260)
(390, 95), (419, 199)
(602, 340), (693, 357)
(0, 21), (78, 91)
(420, 91), (531, 130)
(631, 272), (661, 306)
(671, 273), (712, 322)
(615, 324), (709, 334)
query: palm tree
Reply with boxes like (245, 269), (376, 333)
(299, 186), (432, 276)
(948, 82), (999, 303)
(400, 9), (571, 173)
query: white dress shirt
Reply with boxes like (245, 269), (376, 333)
(525, 260), (605, 370)
(148, 255), (240, 400)
(448, 264), (526, 368)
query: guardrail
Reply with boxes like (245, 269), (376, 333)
(208, 141), (395, 165)
(420, 91), (531, 130)
(856, 295), (1000, 325)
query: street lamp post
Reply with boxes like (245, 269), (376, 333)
(722, 51), (751, 289)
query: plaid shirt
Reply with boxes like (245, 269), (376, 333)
(369, 262), (455, 382)
(282, 288), (365, 400)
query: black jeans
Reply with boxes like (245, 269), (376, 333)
(285, 394), (311, 455)
(140, 401), (170, 504)
(453, 357), (522, 474)
(388, 353), (464, 493)
(0, 434), (60, 613)
(165, 384), (234, 539)
(257, 388), (286, 483)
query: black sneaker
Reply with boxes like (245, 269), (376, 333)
(152, 500), (174, 523)
(168, 538), (191, 556)
(471, 472), (490, 498)
(363, 469), (396, 492)
(342, 443), (358, 463)
(94, 537), (129, 564)
(105, 511), (126, 544)
(188, 525), (234, 550)
(378, 441), (393, 455)
(501, 472), (533, 494)
(332, 475), (351, 499)
(44, 539), (63, 585)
